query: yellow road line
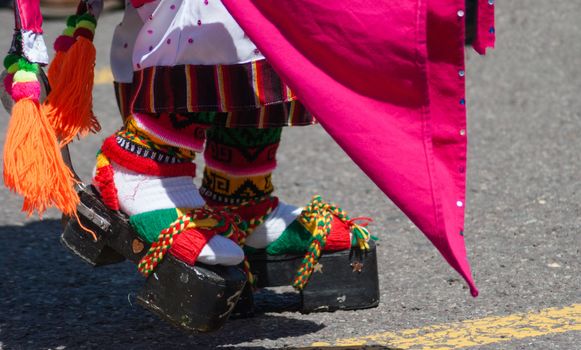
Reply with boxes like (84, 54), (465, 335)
(311, 304), (581, 349)
(94, 67), (113, 85)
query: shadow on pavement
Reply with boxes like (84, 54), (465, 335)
(0, 220), (324, 349)
(295, 347), (398, 350)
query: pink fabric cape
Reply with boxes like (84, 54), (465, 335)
(222, 0), (495, 297)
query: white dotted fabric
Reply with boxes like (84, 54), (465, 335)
(110, 0), (264, 83)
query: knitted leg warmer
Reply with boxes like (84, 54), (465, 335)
(200, 127), (352, 252)
(93, 113), (244, 266)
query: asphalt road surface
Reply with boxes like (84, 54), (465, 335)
(0, 1), (580, 349)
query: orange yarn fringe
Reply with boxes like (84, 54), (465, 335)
(42, 37), (100, 145)
(3, 98), (80, 217)
(47, 50), (66, 88)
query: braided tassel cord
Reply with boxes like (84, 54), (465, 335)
(292, 209), (332, 290)
(213, 197), (278, 287)
(138, 213), (198, 276)
(137, 206), (250, 278)
(292, 196), (372, 290)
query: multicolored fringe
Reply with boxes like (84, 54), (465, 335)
(292, 196), (372, 290)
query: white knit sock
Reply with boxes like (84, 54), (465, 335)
(245, 201), (303, 249)
(93, 162), (244, 265)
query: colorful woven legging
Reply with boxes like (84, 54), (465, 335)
(200, 127), (282, 205)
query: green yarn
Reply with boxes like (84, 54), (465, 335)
(77, 13), (97, 26)
(266, 220), (313, 255)
(129, 208), (179, 244)
(270, 218), (377, 254)
(17, 59), (39, 74)
(7, 63), (19, 74)
(66, 15), (78, 27)
(63, 27), (76, 37)
(3, 54), (19, 70)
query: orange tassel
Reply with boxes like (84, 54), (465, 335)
(47, 50), (66, 88)
(43, 36), (100, 145)
(3, 98), (80, 217)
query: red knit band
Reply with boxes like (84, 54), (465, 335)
(93, 164), (120, 211)
(206, 196), (279, 223)
(169, 228), (216, 265)
(100, 136), (197, 177)
(323, 216), (352, 252)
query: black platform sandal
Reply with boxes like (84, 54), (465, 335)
(229, 196), (380, 316)
(245, 240), (380, 314)
(60, 147), (247, 333)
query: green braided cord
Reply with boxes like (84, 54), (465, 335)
(219, 196), (277, 243)
(351, 225), (370, 250)
(137, 214), (195, 276)
(137, 205), (256, 285)
(292, 196), (334, 290)
(292, 196), (372, 290)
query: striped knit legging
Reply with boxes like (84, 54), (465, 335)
(200, 126), (282, 205)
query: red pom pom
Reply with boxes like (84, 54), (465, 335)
(73, 28), (95, 41)
(11, 81), (41, 102)
(54, 35), (76, 52)
(3, 73), (13, 96)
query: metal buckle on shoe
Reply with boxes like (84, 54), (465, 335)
(77, 199), (111, 232)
